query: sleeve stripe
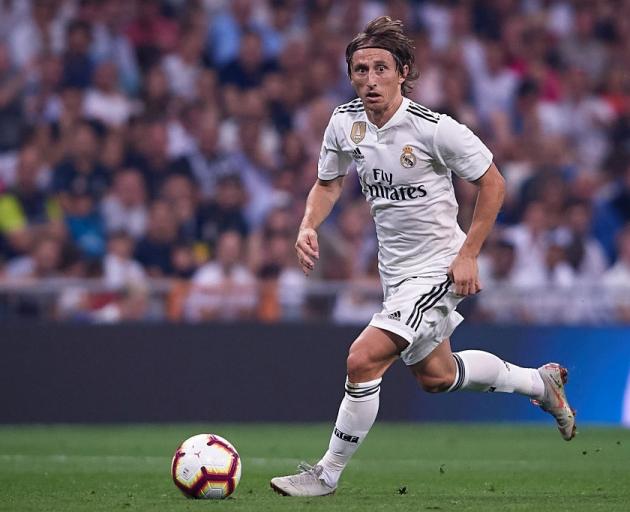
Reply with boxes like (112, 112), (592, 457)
(409, 101), (440, 118)
(406, 107), (438, 123)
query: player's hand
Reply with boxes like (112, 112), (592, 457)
(447, 254), (482, 296)
(295, 227), (319, 275)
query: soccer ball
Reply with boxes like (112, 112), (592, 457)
(171, 433), (242, 499)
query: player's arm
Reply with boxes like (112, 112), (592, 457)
(449, 162), (505, 295)
(296, 176), (345, 275)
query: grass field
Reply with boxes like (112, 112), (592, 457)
(1, 423), (629, 512)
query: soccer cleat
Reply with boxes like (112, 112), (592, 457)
(532, 363), (577, 441)
(270, 462), (336, 497)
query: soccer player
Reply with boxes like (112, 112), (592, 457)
(270, 16), (576, 497)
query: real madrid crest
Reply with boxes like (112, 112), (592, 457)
(400, 145), (416, 168)
(350, 121), (366, 144)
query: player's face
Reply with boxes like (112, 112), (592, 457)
(350, 48), (408, 115)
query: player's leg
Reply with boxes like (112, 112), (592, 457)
(408, 339), (576, 440)
(270, 326), (406, 496)
(317, 326), (406, 487)
(410, 338), (544, 396)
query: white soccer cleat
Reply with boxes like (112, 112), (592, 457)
(532, 363), (577, 441)
(270, 462), (336, 497)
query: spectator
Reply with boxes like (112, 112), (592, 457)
(52, 121), (110, 208)
(88, 0), (141, 95)
(101, 167), (148, 239)
(134, 199), (179, 276)
(4, 234), (64, 280)
(159, 173), (198, 241)
(256, 263), (283, 322)
(219, 88), (280, 169)
(0, 145), (64, 257)
(126, 118), (192, 198)
(46, 85), (86, 164)
(170, 242), (198, 280)
(479, 238), (519, 287)
(247, 206), (295, 270)
(62, 20), (94, 89)
(503, 201), (550, 287)
(126, 0), (179, 71)
(165, 242), (199, 322)
(0, 42), (26, 155)
(554, 200), (608, 282)
(557, 67), (616, 170)
(0, 1), (29, 45)
(559, 6), (609, 82)
(184, 230), (256, 321)
(332, 254), (382, 325)
(259, 225), (306, 320)
(162, 30), (205, 100)
(318, 199), (376, 280)
(219, 30), (278, 90)
(103, 231), (146, 289)
(542, 239), (577, 288)
(470, 40), (519, 125)
(258, 0), (301, 59)
(140, 65), (172, 118)
(7, 0), (64, 68)
(196, 173), (249, 255)
(63, 186), (106, 261)
(83, 60), (135, 127)
(206, 0), (257, 67)
(24, 54), (64, 124)
(100, 131), (126, 171)
(603, 225), (630, 288)
(186, 114), (228, 200)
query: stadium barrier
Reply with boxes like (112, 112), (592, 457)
(0, 278), (629, 324)
(1, 323), (629, 425)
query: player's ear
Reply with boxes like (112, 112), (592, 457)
(399, 64), (409, 85)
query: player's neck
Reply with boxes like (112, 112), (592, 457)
(365, 95), (404, 128)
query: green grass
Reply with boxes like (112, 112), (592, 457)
(1, 423), (629, 512)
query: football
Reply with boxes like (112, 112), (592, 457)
(171, 433), (242, 499)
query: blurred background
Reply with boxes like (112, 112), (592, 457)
(0, 0), (629, 425)
(0, 0), (629, 325)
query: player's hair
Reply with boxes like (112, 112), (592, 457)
(345, 16), (419, 96)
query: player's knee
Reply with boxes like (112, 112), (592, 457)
(417, 372), (455, 393)
(346, 350), (372, 382)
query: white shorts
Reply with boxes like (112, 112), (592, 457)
(369, 276), (464, 366)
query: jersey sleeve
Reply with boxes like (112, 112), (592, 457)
(317, 117), (352, 181)
(432, 115), (493, 181)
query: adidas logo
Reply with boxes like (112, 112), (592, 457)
(387, 311), (401, 321)
(351, 147), (365, 162)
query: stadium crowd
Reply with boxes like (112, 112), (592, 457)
(0, 0), (629, 324)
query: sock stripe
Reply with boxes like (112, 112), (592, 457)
(345, 383), (380, 395)
(345, 385), (379, 394)
(450, 353), (465, 392)
(345, 387), (380, 399)
(345, 383), (380, 392)
(345, 379), (381, 400)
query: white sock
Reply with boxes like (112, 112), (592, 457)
(318, 377), (381, 488)
(449, 350), (544, 400)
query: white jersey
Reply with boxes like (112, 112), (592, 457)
(318, 97), (493, 286)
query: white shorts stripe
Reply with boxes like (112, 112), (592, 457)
(369, 276), (464, 365)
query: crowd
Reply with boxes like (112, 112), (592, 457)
(0, 0), (629, 324)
